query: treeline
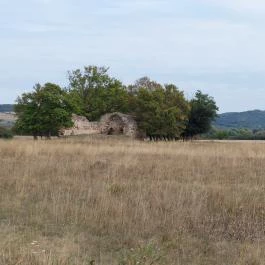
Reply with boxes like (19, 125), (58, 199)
(204, 128), (265, 140)
(14, 66), (218, 139)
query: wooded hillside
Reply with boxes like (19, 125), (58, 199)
(214, 110), (265, 129)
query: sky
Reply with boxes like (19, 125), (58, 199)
(1, 0), (265, 112)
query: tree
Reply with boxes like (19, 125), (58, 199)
(14, 83), (76, 139)
(132, 83), (190, 139)
(127, 76), (163, 94)
(183, 90), (218, 139)
(68, 66), (129, 120)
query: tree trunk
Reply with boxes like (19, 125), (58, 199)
(47, 131), (52, 140)
(33, 133), (38, 140)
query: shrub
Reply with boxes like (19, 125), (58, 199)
(0, 126), (14, 139)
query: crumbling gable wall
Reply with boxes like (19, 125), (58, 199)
(100, 112), (138, 137)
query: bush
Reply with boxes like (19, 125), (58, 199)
(0, 126), (14, 139)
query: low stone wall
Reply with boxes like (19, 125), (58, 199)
(63, 115), (100, 136)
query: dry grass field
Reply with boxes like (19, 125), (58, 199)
(0, 136), (264, 265)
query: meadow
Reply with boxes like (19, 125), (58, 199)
(0, 136), (264, 265)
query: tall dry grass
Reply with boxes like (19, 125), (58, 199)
(0, 136), (264, 265)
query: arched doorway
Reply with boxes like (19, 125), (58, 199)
(107, 115), (125, 135)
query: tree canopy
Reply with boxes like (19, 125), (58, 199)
(14, 66), (219, 139)
(68, 66), (129, 120)
(15, 83), (76, 139)
(132, 84), (190, 138)
(183, 90), (219, 138)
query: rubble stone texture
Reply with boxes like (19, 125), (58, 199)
(62, 114), (100, 136)
(100, 112), (138, 137)
(63, 113), (138, 137)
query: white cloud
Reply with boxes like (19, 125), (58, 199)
(2, 0), (265, 111)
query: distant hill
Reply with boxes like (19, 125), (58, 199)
(0, 104), (14, 112)
(214, 110), (265, 130)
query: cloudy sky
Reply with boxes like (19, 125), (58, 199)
(1, 0), (265, 112)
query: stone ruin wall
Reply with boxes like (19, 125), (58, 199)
(63, 115), (100, 136)
(100, 113), (138, 137)
(62, 113), (138, 138)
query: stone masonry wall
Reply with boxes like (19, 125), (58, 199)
(63, 115), (100, 136)
(62, 113), (138, 137)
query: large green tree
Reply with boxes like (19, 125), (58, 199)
(68, 66), (129, 120)
(15, 83), (76, 139)
(132, 82), (190, 139)
(183, 90), (219, 139)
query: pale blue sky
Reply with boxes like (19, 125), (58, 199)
(1, 0), (265, 112)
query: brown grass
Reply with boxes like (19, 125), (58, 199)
(0, 136), (264, 265)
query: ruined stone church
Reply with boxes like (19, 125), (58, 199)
(62, 112), (138, 138)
